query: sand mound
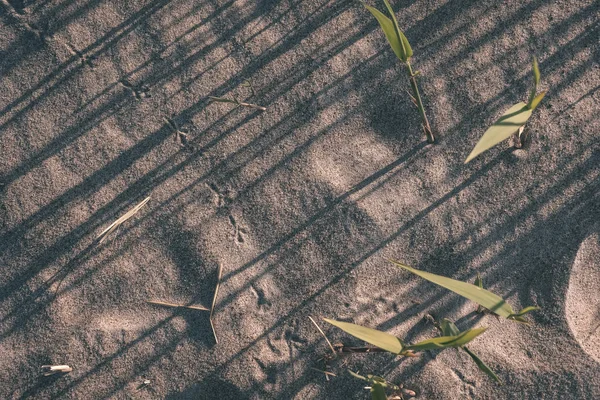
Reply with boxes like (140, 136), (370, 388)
(566, 234), (600, 363)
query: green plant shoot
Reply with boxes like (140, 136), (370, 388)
(439, 319), (502, 384)
(474, 273), (485, 314)
(465, 57), (546, 163)
(323, 318), (486, 356)
(389, 260), (539, 322)
(364, 0), (434, 143)
(348, 371), (398, 400)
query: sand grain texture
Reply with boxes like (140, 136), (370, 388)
(0, 0), (599, 398)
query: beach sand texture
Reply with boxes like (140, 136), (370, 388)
(0, 0), (599, 398)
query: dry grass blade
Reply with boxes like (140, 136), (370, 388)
(146, 300), (209, 312)
(309, 316), (337, 357)
(210, 263), (223, 344)
(210, 318), (218, 344)
(210, 263), (223, 319)
(310, 368), (336, 377)
(406, 90), (418, 106)
(237, 101), (266, 111)
(310, 367), (336, 381)
(96, 196), (150, 244)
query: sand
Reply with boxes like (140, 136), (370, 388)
(0, 0), (599, 398)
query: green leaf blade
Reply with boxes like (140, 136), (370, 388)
(440, 319), (460, 337)
(463, 347), (502, 384)
(398, 31), (413, 60)
(382, 0), (412, 61)
(528, 56), (541, 107)
(532, 56), (540, 86)
(405, 328), (487, 351)
(323, 318), (403, 354)
(508, 306), (541, 323)
(515, 306), (541, 315)
(390, 261), (516, 318)
(363, 4), (406, 62)
(474, 273), (483, 289)
(529, 91), (546, 110)
(464, 102), (533, 163)
(371, 383), (387, 400)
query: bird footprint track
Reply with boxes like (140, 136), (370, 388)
(65, 43), (94, 67)
(206, 182), (233, 213)
(250, 284), (271, 310)
(228, 215), (248, 245)
(164, 117), (190, 147)
(119, 79), (151, 100)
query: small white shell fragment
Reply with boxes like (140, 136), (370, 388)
(41, 365), (72, 376)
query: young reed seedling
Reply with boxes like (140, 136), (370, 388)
(323, 318), (486, 356)
(389, 260), (540, 322)
(364, 0), (434, 143)
(322, 317), (484, 397)
(322, 318), (484, 398)
(465, 57), (546, 163)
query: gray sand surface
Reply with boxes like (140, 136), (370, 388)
(0, 0), (599, 398)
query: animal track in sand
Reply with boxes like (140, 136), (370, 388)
(254, 358), (278, 384)
(228, 214), (248, 245)
(565, 233), (600, 363)
(250, 284), (271, 309)
(163, 117), (189, 147)
(64, 43), (94, 68)
(206, 182), (233, 212)
(284, 328), (307, 347)
(119, 79), (151, 100)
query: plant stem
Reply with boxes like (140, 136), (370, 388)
(338, 346), (389, 353)
(406, 62), (434, 143)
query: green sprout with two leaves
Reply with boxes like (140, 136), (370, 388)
(465, 57), (546, 163)
(323, 317), (486, 356)
(324, 261), (539, 395)
(364, 0), (435, 143)
(324, 315), (487, 399)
